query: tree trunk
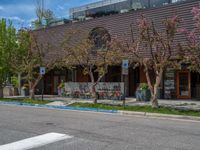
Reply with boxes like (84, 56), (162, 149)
(151, 95), (159, 108)
(92, 84), (97, 104)
(144, 65), (163, 108)
(150, 69), (163, 108)
(29, 88), (35, 99)
(17, 73), (22, 95)
(28, 75), (43, 100)
(151, 90), (159, 108)
(89, 69), (98, 104)
(0, 87), (3, 98)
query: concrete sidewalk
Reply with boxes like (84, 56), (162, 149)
(43, 96), (200, 111)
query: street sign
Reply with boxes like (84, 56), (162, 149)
(122, 60), (129, 69)
(40, 67), (46, 75)
(122, 60), (129, 75)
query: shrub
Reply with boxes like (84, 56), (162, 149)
(11, 76), (19, 88)
(139, 83), (149, 91)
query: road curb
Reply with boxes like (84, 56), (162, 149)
(118, 110), (200, 121)
(0, 101), (118, 114)
(1, 101), (200, 121)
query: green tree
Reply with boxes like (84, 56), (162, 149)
(0, 19), (17, 97)
(33, 0), (45, 29)
(43, 9), (54, 27)
(11, 29), (58, 99)
(32, 0), (55, 29)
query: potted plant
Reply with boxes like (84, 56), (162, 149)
(58, 81), (65, 96)
(136, 83), (151, 102)
(21, 84), (29, 97)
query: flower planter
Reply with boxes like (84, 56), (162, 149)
(136, 89), (151, 102)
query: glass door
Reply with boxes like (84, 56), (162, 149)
(177, 71), (191, 99)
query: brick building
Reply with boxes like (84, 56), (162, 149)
(34, 0), (200, 99)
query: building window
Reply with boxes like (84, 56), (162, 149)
(150, 0), (170, 7)
(89, 27), (111, 50)
(171, 0), (186, 3)
(131, 0), (149, 10)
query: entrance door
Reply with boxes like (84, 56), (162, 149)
(54, 76), (59, 95)
(177, 71), (191, 99)
(44, 76), (52, 94)
(129, 67), (140, 97)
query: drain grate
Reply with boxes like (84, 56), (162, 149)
(46, 122), (55, 126)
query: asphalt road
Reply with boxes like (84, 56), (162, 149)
(0, 104), (200, 150)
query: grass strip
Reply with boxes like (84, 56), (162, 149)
(0, 98), (50, 105)
(69, 102), (200, 117)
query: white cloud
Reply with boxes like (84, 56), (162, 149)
(0, 16), (24, 22)
(8, 16), (25, 22)
(27, 18), (36, 23)
(57, 5), (64, 10)
(1, 4), (35, 17)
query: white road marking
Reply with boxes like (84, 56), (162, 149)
(0, 132), (73, 150)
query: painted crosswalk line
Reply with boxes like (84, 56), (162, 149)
(0, 132), (73, 150)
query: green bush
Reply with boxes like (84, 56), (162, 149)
(11, 76), (19, 88)
(139, 83), (149, 91)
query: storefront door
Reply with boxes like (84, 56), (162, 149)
(176, 71), (191, 99)
(54, 76), (59, 95)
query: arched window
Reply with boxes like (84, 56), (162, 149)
(89, 27), (111, 50)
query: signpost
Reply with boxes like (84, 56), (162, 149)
(40, 67), (46, 101)
(40, 67), (46, 75)
(122, 60), (129, 107)
(122, 60), (129, 75)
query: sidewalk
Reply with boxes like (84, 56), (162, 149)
(44, 96), (200, 111)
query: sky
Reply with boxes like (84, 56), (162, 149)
(0, 0), (99, 29)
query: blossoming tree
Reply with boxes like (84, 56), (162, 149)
(179, 6), (200, 73)
(62, 30), (123, 104)
(112, 15), (182, 108)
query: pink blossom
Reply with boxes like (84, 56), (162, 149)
(188, 29), (196, 38)
(191, 7), (200, 15)
(177, 28), (187, 33)
(167, 15), (181, 25)
(136, 16), (150, 30)
(171, 15), (179, 22)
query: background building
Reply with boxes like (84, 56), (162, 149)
(70, 0), (186, 20)
(34, 0), (199, 100)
